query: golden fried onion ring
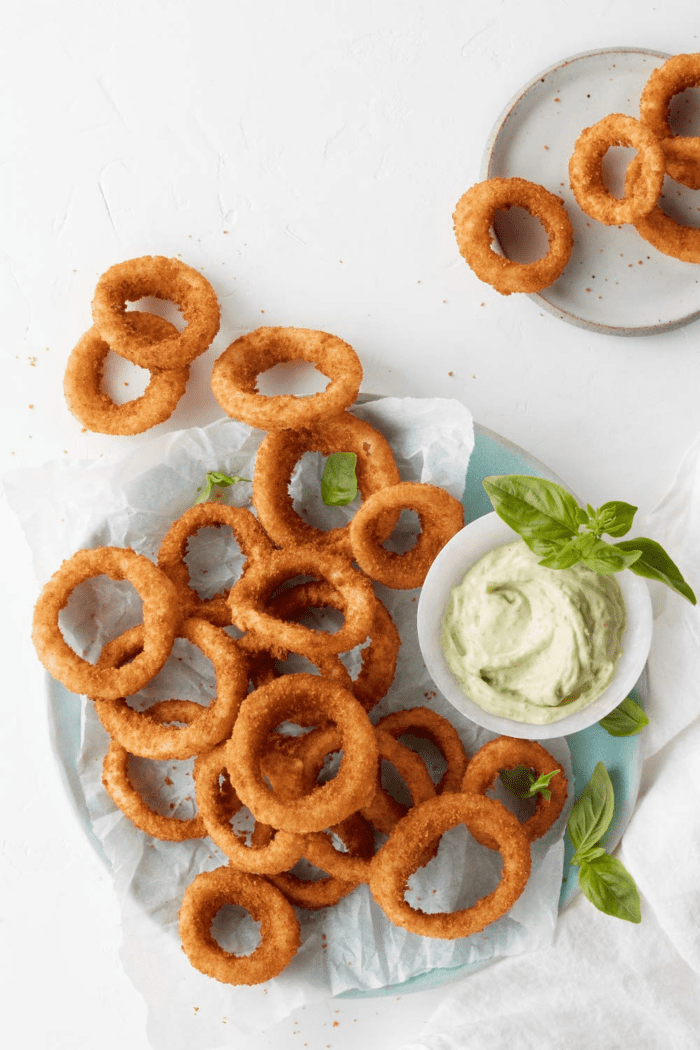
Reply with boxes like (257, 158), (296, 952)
(375, 706), (469, 794)
(625, 152), (700, 262)
(640, 53), (700, 190)
(32, 546), (180, 699)
(453, 176), (574, 294)
(568, 113), (665, 225)
(211, 326), (363, 430)
(91, 255), (220, 370)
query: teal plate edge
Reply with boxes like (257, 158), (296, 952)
(44, 419), (645, 999)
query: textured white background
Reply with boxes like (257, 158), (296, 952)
(2, 2), (699, 1048)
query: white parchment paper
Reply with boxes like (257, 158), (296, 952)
(7, 398), (572, 1048)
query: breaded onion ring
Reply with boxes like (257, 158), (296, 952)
(227, 674), (378, 834)
(253, 411), (401, 555)
(228, 547), (377, 660)
(92, 255), (220, 370)
(453, 177), (574, 294)
(103, 699), (211, 841)
(63, 313), (190, 435)
(568, 113), (665, 225)
(375, 706), (469, 794)
(32, 546), (180, 699)
(349, 482), (464, 589)
(360, 728), (437, 836)
(92, 619), (248, 759)
(210, 326), (363, 429)
(178, 865), (301, 985)
(640, 53), (700, 190)
(461, 736), (567, 847)
(369, 793), (532, 939)
(625, 152), (700, 262)
(269, 812), (374, 908)
(157, 503), (274, 626)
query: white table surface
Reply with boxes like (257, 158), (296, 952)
(2, 2), (699, 1048)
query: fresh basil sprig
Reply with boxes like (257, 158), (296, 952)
(321, 452), (358, 506)
(483, 475), (696, 604)
(193, 471), (250, 506)
(599, 695), (649, 737)
(500, 765), (561, 802)
(567, 761), (641, 923)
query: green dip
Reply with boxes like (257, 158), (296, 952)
(441, 539), (626, 725)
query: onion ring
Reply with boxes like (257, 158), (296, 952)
(625, 152), (700, 262)
(639, 53), (700, 190)
(91, 255), (220, 370)
(253, 411), (400, 556)
(103, 699), (211, 841)
(349, 481), (464, 589)
(32, 546), (180, 699)
(210, 326), (363, 430)
(226, 674), (378, 834)
(375, 706), (469, 794)
(360, 728), (437, 836)
(369, 793), (532, 939)
(268, 812), (372, 908)
(453, 176), (574, 294)
(568, 113), (665, 225)
(63, 313), (190, 435)
(92, 619), (248, 759)
(461, 736), (567, 847)
(157, 503), (274, 626)
(178, 865), (301, 985)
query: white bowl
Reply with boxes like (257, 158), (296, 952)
(417, 513), (653, 739)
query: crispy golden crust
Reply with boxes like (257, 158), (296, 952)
(375, 706), (469, 794)
(211, 326), (363, 429)
(640, 53), (700, 190)
(92, 255), (220, 370)
(568, 113), (665, 225)
(349, 481), (464, 589)
(626, 152), (700, 262)
(64, 313), (190, 435)
(453, 176), (573, 294)
(253, 411), (400, 556)
(178, 866), (301, 985)
(369, 793), (532, 939)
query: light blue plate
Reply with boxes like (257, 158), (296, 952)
(45, 421), (644, 996)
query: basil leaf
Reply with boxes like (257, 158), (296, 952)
(596, 501), (637, 538)
(193, 471), (250, 505)
(500, 765), (560, 800)
(483, 475), (583, 549)
(572, 845), (607, 866)
(537, 535), (587, 570)
(321, 452), (358, 507)
(578, 854), (642, 923)
(579, 538), (642, 575)
(616, 537), (697, 605)
(567, 761), (615, 855)
(599, 695), (649, 737)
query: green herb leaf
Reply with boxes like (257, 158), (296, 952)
(595, 501), (638, 538)
(500, 765), (561, 801)
(616, 537), (697, 605)
(321, 452), (358, 506)
(572, 844), (608, 865)
(599, 695), (650, 737)
(567, 761), (615, 857)
(482, 475), (582, 549)
(578, 538), (642, 575)
(193, 471), (250, 506)
(578, 854), (642, 923)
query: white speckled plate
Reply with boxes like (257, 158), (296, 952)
(483, 47), (700, 336)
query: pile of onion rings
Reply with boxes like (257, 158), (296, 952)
(37, 316), (570, 988)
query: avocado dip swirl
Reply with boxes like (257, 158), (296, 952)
(441, 540), (626, 725)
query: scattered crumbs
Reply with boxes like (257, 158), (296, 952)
(333, 1021), (340, 1027)
(223, 230), (228, 234)
(543, 144), (549, 150)
(164, 776), (174, 786)
(193, 1006), (199, 1014)
(554, 97), (560, 102)
(480, 301), (485, 306)
(585, 288), (591, 293)
(587, 93), (590, 97)
(28, 403), (34, 408)
(169, 803), (175, 810)
(28, 355), (37, 366)
(261, 309), (265, 313)
(448, 370), (454, 376)
(638, 260), (643, 265)
(442, 299), (447, 303)
(628, 263), (633, 268)
(124, 381), (129, 386)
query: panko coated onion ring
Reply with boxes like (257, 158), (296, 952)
(32, 546), (180, 699)
(625, 152), (700, 262)
(461, 736), (567, 848)
(63, 313), (190, 435)
(92, 619), (248, 759)
(210, 326), (363, 430)
(157, 503), (274, 626)
(375, 706), (469, 794)
(349, 482), (465, 589)
(227, 674), (378, 834)
(253, 411), (400, 556)
(568, 113), (665, 225)
(102, 699), (209, 841)
(640, 53), (700, 190)
(228, 547), (377, 660)
(178, 865), (301, 985)
(91, 255), (220, 370)
(360, 728), (437, 836)
(369, 793), (532, 939)
(453, 177), (574, 295)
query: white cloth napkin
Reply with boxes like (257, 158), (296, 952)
(399, 432), (700, 1050)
